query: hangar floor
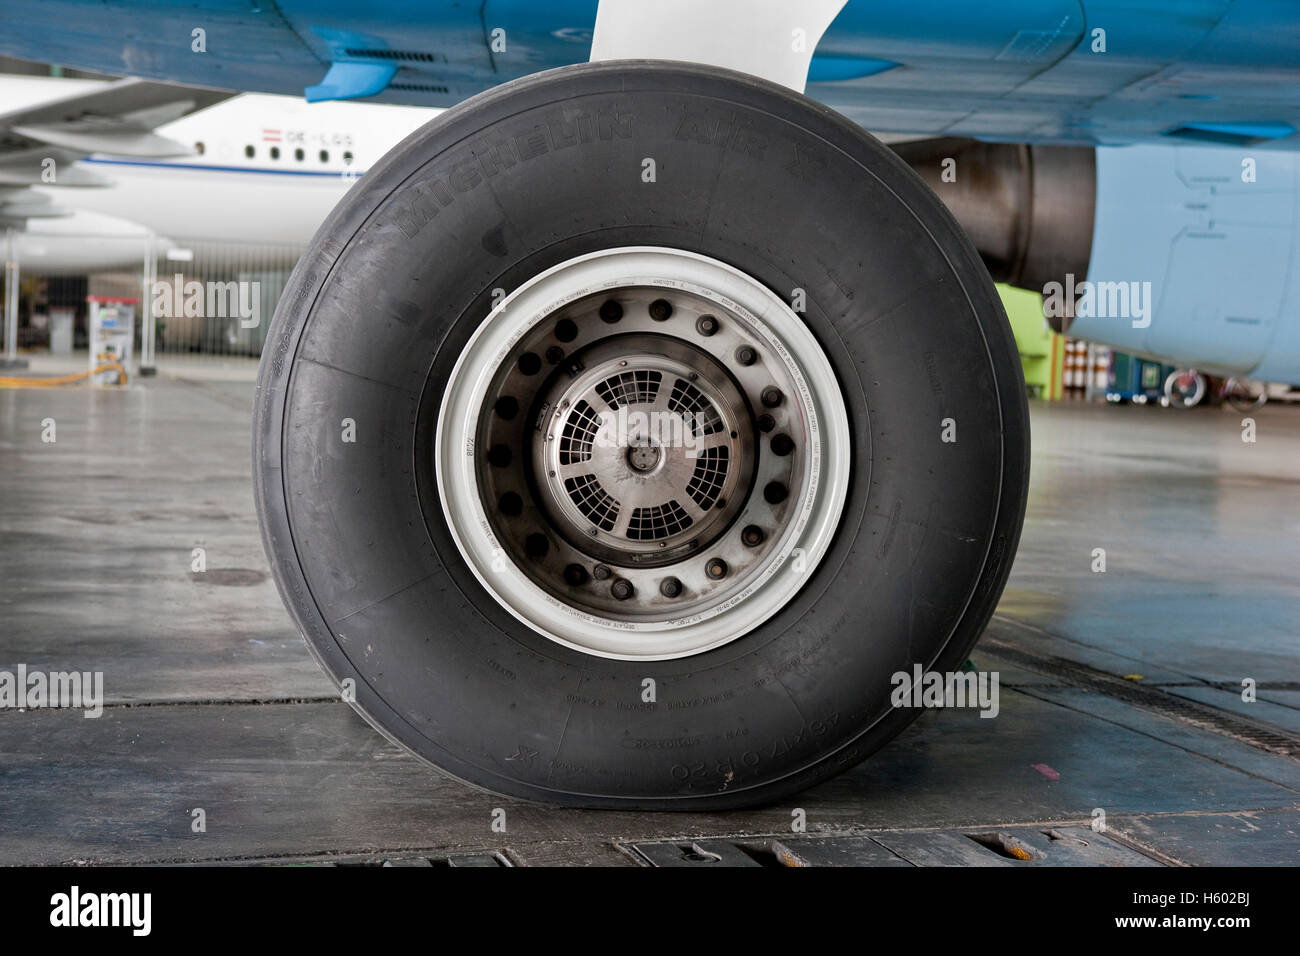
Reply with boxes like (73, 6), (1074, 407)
(1, 368), (1297, 866)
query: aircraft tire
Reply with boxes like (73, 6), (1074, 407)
(253, 61), (1029, 808)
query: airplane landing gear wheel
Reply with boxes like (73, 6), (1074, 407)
(1223, 377), (1267, 413)
(254, 61), (1029, 808)
(1165, 369), (1207, 409)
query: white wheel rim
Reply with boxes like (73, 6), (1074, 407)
(436, 247), (850, 660)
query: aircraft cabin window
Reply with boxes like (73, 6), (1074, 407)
(320, 149), (329, 163)
(295, 148), (304, 161)
(343, 150), (353, 165)
(194, 141), (205, 155)
(245, 145), (254, 158)
(270, 146), (280, 160)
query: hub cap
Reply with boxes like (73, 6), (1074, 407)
(436, 248), (850, 660)
(532, 332), (756, 571)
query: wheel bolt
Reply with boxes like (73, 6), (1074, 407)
(742, 524), (765, 547)
(611, 577), (635, 600)
(599, 300), (623, 323)
(735, 345), (757, 366)
(660, 576), (683, 598)
(706, 558), (728, 580)
(771, 433), (794, 456)
(764, 481), (788, 505)
(761, 386), (783, 408)
(545, 345), (564, 364)
(563, 564), (589, 587)
(649, 298), (673, 321)
(592, 564), (612, 581)
(696, 314), (719, 336)
(757, 413), (775, 433)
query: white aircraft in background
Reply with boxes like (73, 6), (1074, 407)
(0, 75), (437, 272)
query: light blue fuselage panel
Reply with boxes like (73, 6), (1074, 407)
(1077, 144), (1299, 380)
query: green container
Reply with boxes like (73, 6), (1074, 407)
(998, 284), (1062, 400)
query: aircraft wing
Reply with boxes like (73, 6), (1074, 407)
(1, 1), (1299, 150)
(0, 77), (233, 228)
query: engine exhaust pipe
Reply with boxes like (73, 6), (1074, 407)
(891, 137), (1096, 318)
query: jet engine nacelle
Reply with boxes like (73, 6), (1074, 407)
(897, 138), (1300, 383)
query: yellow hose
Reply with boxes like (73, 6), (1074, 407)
(0, 362), (127, 388)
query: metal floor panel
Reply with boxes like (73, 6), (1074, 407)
(628, 827), (1158, 867)
(1, 376), (1298, 865)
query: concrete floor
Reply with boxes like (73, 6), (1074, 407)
(1, 366), (1297, 866)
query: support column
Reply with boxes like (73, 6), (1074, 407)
(1, 228), (27, 370)
(139, 233), (157, 376)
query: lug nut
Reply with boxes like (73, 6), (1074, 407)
(592, 564), (612, 581)
(761, 386), (784, 408)
(660, 576), (683, 598)
(563, 563), (589, 587)
(770, 433), (794, 456)
(545, 345), (564, 364)
(742, 524), (765, 547)
(649, 298), (673, 321)
(757, 414), (775, 433)
(735, 345), (757, 366)
(611, 577), (635, 600)
(696, 314), (719, 336)
(599, 300), (623, 323)
(705, 558), (728, 580)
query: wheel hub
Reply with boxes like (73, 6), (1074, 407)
(531, 334), (755, 569)
(436, 247), (851, 659)
(626, 445), (660, 473)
